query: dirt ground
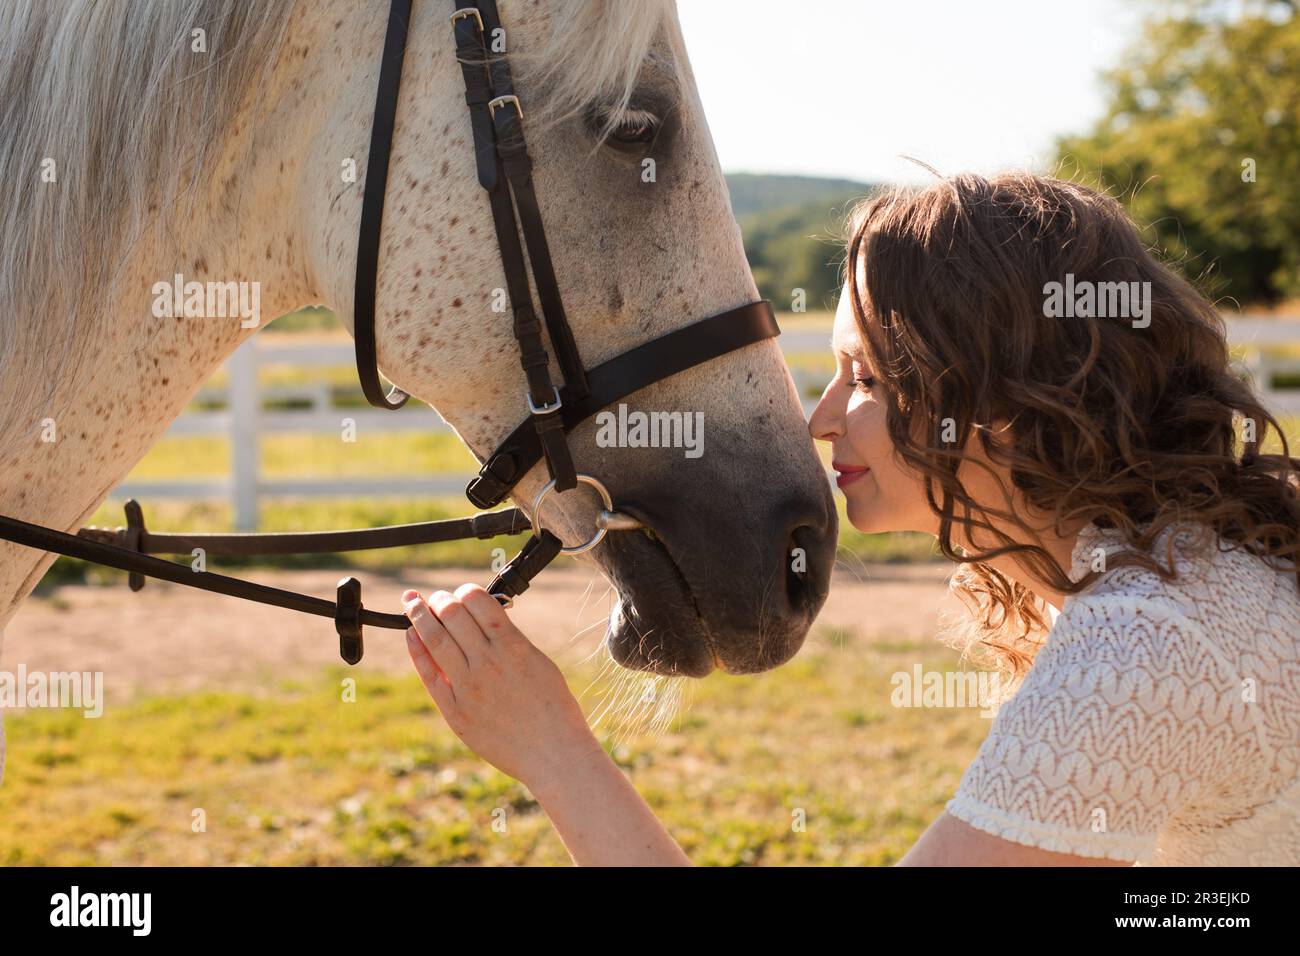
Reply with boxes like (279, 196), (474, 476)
(1, 563), (959, 705)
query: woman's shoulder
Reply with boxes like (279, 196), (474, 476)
(1063, 519), (1300, 655)
(1037, 520), (1300, 793)
(1032, 585), (1221, 722)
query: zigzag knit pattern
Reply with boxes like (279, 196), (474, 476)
(946, 521), (1300, 865)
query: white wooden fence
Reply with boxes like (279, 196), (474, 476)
(112, 319), (1300, 530)
(115, 338), (472, 530)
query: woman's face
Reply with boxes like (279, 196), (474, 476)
(808, 286), (939, 535)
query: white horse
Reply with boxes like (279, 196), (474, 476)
(0, 0), (836, 775)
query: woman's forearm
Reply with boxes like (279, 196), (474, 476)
(528, 740), (691, 866)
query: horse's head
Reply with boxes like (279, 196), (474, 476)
(306, 0), (836, 676)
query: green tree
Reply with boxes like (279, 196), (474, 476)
(1056, 0), (1300, 306)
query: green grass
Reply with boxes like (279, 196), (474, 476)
(120, 432), (479, 479)
(12, 312), (1297, 865)
(262, 306), (341, 334)
(0, 627), (988, 865)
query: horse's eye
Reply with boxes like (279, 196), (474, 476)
(608, 108), (660, 146)
(584, 100), (668, 152)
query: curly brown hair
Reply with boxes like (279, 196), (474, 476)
(843, 171), (1300, 678)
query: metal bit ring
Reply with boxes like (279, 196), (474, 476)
(530, 474), (641, 556)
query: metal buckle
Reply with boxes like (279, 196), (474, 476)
(530, 474), (643, 556)
(527, 386), (562, 415)
(489, 94), (523, 120)
(449, 7), (483, 31)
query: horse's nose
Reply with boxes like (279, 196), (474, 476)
(775, 487), (837, 618)
(785, 513), (833, 617)
(697, 485), (836, 674)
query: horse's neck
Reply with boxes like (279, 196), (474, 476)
(0, 9), (333, 626)
(0, 266), (306, 631)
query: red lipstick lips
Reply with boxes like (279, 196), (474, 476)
(832, 461), (870, 489)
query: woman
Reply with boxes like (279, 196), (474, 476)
(401, 172), (1300, 866)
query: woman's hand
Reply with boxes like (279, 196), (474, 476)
(401, 584), (603, 791)
(402, 583), (691, 865)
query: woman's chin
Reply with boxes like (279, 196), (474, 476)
(844, 499), (886, 534)
(844, 492), (912, 535)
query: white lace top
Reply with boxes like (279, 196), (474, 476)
(945, 521), (1300, 865)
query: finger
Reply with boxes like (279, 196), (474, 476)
(405, 626), (441, 687)
(406, 629), (457, 711)
(406, 622), (450, 683)
(457, 583), (527, 647)
(428, 589), (491, 660)
(404, 593), (470, 684)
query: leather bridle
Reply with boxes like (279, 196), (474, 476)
(0, 0), (780, 665)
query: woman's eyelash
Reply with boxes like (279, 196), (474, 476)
(839, 354), (875, 391)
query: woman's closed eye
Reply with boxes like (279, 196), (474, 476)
(848, 361), (876, 392)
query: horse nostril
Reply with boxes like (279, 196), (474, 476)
(785, 523), (822, 615)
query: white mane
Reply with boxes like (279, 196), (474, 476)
(515, 0), (682, 138)
(0, 1), (292, 428)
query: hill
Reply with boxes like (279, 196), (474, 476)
(726, 173), (878, 312)
(725, 172), (875, 218)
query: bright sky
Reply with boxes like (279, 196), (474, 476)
(677, 0), (1141, 184)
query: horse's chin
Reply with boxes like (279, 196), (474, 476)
(596, 530), (724, 678)
(605, 596), (718, 678)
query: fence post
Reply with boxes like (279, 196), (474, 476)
(228, 338), (260, 531)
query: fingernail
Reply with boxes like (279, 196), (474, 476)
(402, 589), (419, 602)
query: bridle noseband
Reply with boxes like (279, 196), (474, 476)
(0, 0), (780, 664)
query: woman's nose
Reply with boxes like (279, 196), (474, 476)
(808, 380), (845, 442)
